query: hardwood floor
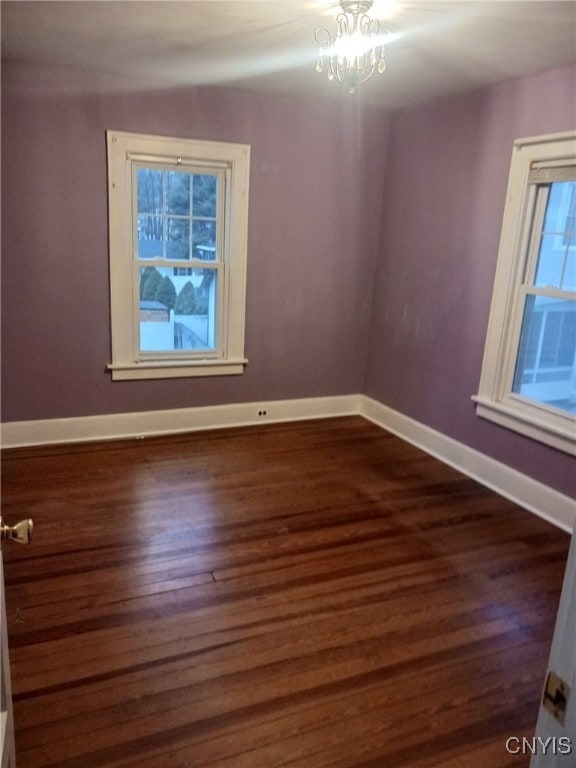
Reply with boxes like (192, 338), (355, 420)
(1, 416), (570, 768)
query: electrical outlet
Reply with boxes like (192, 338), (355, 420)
(257, 409), (268, 417)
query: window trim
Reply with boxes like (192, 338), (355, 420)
(106, 131), (250, 380)
(473, 131), (576, 454)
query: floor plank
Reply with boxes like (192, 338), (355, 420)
(1, 416), (570, 767)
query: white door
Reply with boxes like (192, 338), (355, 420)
(531, 522), (576, 767)
(1, 549), (16, 768)
(1, 517), (34, 768)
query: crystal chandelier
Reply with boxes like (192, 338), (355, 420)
(315, 1), (388, 94)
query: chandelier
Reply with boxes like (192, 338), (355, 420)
(315, 1), (388, 94)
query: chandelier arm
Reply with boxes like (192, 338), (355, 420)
(364, 16), (380, 36)
(314, 28), (334, 47)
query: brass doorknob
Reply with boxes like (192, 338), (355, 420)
(0, 516), (34, 544)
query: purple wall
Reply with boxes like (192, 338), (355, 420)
(1, 61), (387, 421)
(2, 59), (575, 498)
(365, 65), (576, 497)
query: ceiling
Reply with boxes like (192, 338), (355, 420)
(2, 1), (575, 108)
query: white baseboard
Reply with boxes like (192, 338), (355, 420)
(360, 395), (575, 533)
(2, 393), (573, 532)
(0, 395), (361, 449)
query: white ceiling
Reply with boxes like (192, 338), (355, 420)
(1, 0), (575, 107)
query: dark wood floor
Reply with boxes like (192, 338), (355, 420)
(1, 416), (570, 768)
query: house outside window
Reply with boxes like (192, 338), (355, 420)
(106, 131), (250, 380)
(474, 132), (575, 454)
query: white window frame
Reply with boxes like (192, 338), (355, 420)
(106, 130), (250, 380)
(473, 131), (576, 454)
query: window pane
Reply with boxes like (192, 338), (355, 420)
(166, 171), (190, 215)
(535, 236), (576, 291)
(137, 169), (163, 214)
(192, 220), (216, 261)
(139, 266), (216, 353)
(173, 269), (217, 351)
(513, 295), (576, 414)
(515, 299), (542, 374)
(193, 174), (217, 217)
(166, 218), (190, 260)
(543, 181), (575, 234)
(137, 215), (163, 259)
(564, 252), (576, 292)
(535, 181), (576, 291)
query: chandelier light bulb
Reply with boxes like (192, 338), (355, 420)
(334, 30), (369, 61)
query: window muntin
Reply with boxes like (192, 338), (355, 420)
(135, 167), (219, 263)
(533, 181), (575, 291)
(474, 132), (576, 453)
(133, 163), (223, 358)
(107, 131), (250, 380)
(509, 179), (576, 416)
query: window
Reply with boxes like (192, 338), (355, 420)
(474, 132), (576, 453)
(106, 131), (250, 380)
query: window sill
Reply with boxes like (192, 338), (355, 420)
(473, 395), (575, 455)
(108, 359), (248, 381)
